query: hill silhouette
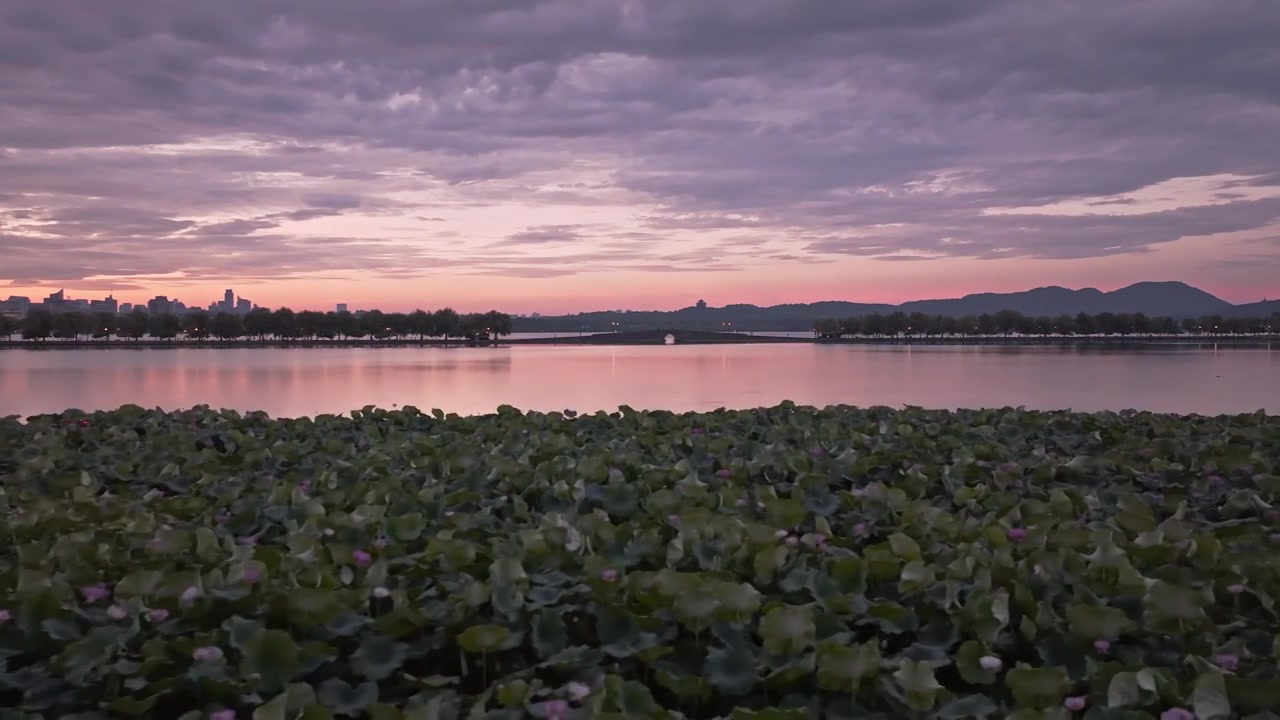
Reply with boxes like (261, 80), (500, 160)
(513, 281), (1269, 333)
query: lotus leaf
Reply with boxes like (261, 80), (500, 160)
(0, 404), (1278, 716)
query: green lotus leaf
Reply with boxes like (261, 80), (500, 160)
(317, 678), (379, 718)
(1191, 671), (1232, 720)
(241, 629), (301, 692)
(893, 658), (945, 711)
(815, 640), (880, 692)
(457, 624), (510, 654)
(1065, 603), (1132, 640)
(350, 634), (407, 681)
(706, 644), (758, 696)
(936, 694), (1001, 719)
(759, 604), (816, 656)
(955, 641), (999, 685)
(1007, 666), (1069, 709)
(531, 610), (568, 659)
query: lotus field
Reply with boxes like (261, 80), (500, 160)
(2, 403), (1279, 719)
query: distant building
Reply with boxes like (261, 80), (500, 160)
(0, 295), (30, 318)
(237, 298), (251, 314)
(696, 299), (707, 309)
(120, 303), (134, 314)
(89, 295), (118, 314)
(147, 296), (172, 315)
(336, 303), (348, 313)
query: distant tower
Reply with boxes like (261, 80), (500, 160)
(224, 289), (234, 309)
(337, 303), (348, 313)
(696, 299), (707, 309)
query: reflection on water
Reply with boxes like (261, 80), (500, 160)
(0, 344), (1276, 418)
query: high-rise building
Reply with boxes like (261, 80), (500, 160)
(89, 295), (118, 313)
(120, 303), (134, 313)
(237, 298), (251, 314)
(336, 303), (348, 313)
(0, 296), (31, 318)
(147, 296), (172, 315)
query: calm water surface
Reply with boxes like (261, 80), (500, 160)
(1, 344), (1276, 417)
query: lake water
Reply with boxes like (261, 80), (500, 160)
(0, 344), (1276, 418)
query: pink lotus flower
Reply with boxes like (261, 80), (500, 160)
(80, 584), (111, 603)
(566, 681), (591, 700)
(1064, 696), (1087, 712)
(210, 710), (236, 720)
(1213, 653), (1240, 672)
(599, 569), (618, 582)
(1208, 475), (1226, 487)
(853, 522), (869, 536)
(192, 646), (224, 663)
(242, 566), (262, 583)
(374, 537), (388, 549)
(146, 608), (169, 622)
(106, 605), (127, 620)
(215, 512), (231, 525)
(1228, 583), (1246, 594)
(667, 514), (680, 523)
(735, 498), (747, 507)
(1161, 709), (1195, 720)
(715, 469), (732, 478)
(180, 586), (201, 603)
(543, 699), (570, 720)
(0, 609), (11, 624)
(352, 550), (373, 567)
(1094, 639), (1111, 653)
(784, 536), (798, 548)
(1007, 528), (1028, 542)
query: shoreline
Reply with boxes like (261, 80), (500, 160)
(0, 330), (1277, 349)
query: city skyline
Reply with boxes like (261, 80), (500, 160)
(2, 2), (1279, 313)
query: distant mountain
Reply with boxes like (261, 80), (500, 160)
(1219, 300), (1280, 318)
(511, 281), (1271, 333)
(897, 281), (1233, 318)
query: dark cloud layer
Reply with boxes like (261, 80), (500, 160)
(1, 0), (1279, 287)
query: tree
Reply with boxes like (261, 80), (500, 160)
(148, 313), (182, 339)
(0, 315), (16, 340)
(210, 312), (244, 340)
(183, 311), (211, 338)
(22, 310), (54, 341)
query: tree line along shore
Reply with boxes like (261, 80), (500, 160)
(0, 307), (1277, 347)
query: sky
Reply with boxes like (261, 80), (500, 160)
(2, 0), (1279, 315)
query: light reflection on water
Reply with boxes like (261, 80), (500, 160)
(0, 343), (1275, 417)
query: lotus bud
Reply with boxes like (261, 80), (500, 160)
(106, 605), (127, 620)
(1094, 639), (1111, 653)
(242, 566), (262, 583)
(1213, 653), (1240, 672)
(774, 530), (788, 538)
(785, 536), (798, 548)
(1227, 583), (1245, 594)
(667, 514), (680, 523)
(210, 710), (236, 720)
(323, 528), (335, 537)
(978, 655), (1003, 671)
(1007, 527), (1028, 542)
(0, 609), (11, 624)
(180, 586), (202, 603)
(80, 584), (111, 603)
(599, 568), (618, 582)
(715, 469), (732, 478)
(543, 699), (570, 720)
(853, 522), (869, 535)
(374, 537), (388, 549)
(353, 550), (373, 567)
(192, 646), (224, 663)
(215, 512), (230, 525)
(146, 608), (169, 622)
(373, 586), (391, 598)
(1208, 475), (1226, 487)
(1161, 709), (1195, 720)
(566, 681), (591, 701)
(735, 498), (747, 507)
(1064, 696), (1087, 712)
(812, 533), (827, 545)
